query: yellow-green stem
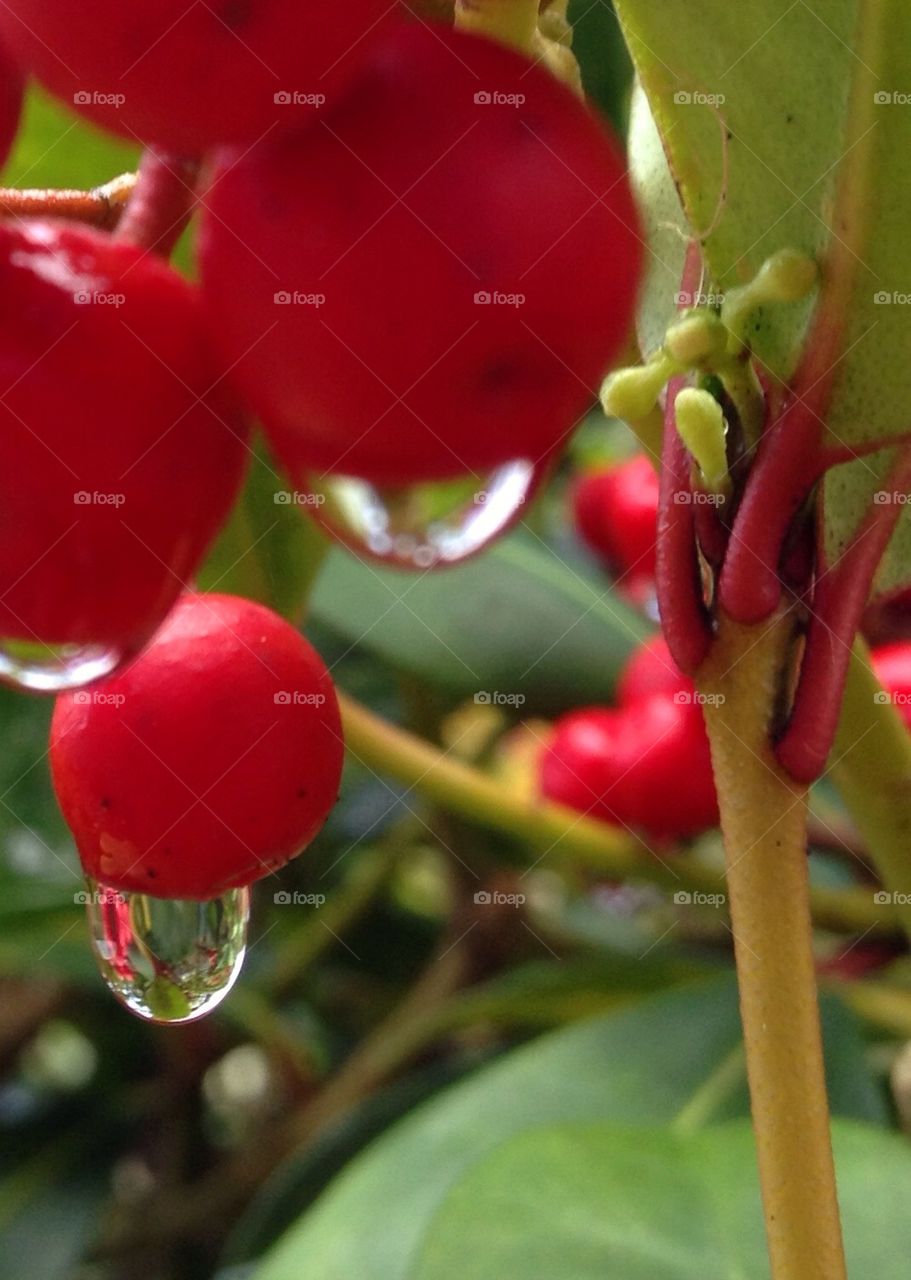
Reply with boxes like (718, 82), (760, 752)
(698, 608), (846, 1280)
(337, 692), (891, 935)
(453, 0), (539, 51)
(832, 639), (911, 940)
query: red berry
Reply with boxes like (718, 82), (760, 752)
(572, 456), (659, 581)
(539, 695), (717, 841)
(0, 37), (22, 168)
(0, 220), (248, 663)
(50, 593), (343, 900)
(871, 642), (911, 731)
(617, 634), (690, 707)
(199, 22), (642, 487)
(0, 0), (394, 149)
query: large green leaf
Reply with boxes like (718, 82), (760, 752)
(250, 978), (884, 1280)
(310, 534), (648, 712)
(619, 0), (911, 592)
(413, 1120), (911, 1280)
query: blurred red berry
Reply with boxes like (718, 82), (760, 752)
(572, 456), (659, 582)
(539, 693), (717, 842)
(871, 642), (911, 731)
(617, 633), (690, 707)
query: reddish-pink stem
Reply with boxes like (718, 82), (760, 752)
(776, 444), (911, 782)
(656, 374), (713, 673)
(114, 150), (200, 257)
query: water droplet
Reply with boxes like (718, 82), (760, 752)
(308, 459), (542, 569)
(83, 878), (249, 1024)
(0, 636), (123, 692)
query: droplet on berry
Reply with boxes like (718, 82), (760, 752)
(309, 458), (541, 569)
(84, 878), (249, 1024)
(0, 637), (123, 693)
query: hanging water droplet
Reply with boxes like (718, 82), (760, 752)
(0, 636), (124, 692)
(307, 459), (542, 569)
(83, 877), (250, 1024)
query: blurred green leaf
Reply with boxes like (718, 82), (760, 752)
(412, 1119), (911, 1280)
(311, 533), (648, 713)
(4, 88), (137, 188)
(251, 978), (882, 1279)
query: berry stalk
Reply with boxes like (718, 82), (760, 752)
(698, 607), (846, 1280)
(0, 172), (135, 227)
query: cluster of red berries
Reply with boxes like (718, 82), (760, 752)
(539, 634), (719, 841)
(0, 7), (642, 906)
(572, 454), (659, 604)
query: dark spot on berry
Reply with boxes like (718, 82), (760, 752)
(477, 357), (526, 392)
(100, 797), (112, 810)
(297, 787), (308, 799)
(216, 0), (252, 28)
(147, 868), (157, 879)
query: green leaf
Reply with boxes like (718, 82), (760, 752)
(198, 437), (329, 622)
(618, 0), (911, 593)
(413, 1120), (911, 1280)
(310, 533), (649, 712)
(250, 978), (883, 1280)
(4, 88), (137, 188)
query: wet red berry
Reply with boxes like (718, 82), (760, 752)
(617, 633), (690, 707)
(572, 455), (659, 583)
(0, 37), (22, 168)
(199, 22), (642, 487)
(871, 642), (911, 732)
(50, 593), (344, 900)
(0, 221), (248, 669)
(0, 0), (394, 149)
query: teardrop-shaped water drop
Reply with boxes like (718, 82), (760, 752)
(307, 459), (542, 569)
(83, 878), (250, 1024)
(0, 636), (124, 692)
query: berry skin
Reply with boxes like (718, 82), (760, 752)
(199, 22), (642, 487)
(0, 220), (248, 659)
(50, 594), (343, 900)
(572, 455), (659, 583)
(539, 665), (718, 841)
(0, 1), (394, 150)
(871, 642), (911, 732)
(617, 633), (690, 707)
(0, 37), (22, 168)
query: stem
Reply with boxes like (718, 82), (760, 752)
(831, 639), (911, 941)
(698, 607), (846, 1280)
(114, 150), (200, 256)
(337, 693), (892, 936)
(453, 0), (539, 52)
(0, 173), (135, 228)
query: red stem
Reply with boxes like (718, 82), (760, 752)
(776, 444), (911, 782)
(114, 150), (201, 257)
